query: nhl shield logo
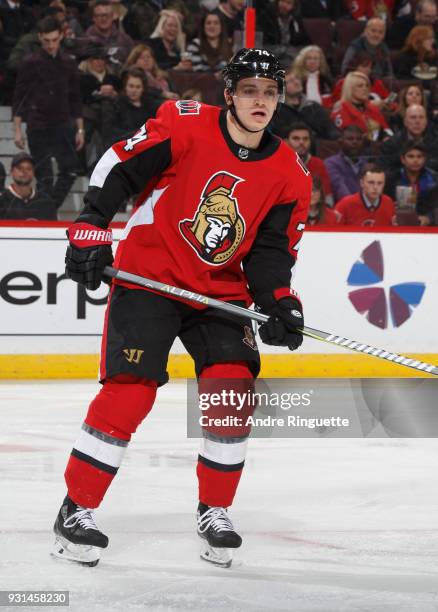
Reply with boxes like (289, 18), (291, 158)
(179, 171), (246, 265)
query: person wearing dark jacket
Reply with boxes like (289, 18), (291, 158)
(300, 0), (347, 19)
(259, 0), (310, 59)
(101, 67), (162, 147)
(380, 104), (438, 172)
(0, 0), (35, 64)
(0, 152), (57, 220)
(12, 17), (84, 208)
(270, 68), (340, 140)
(392, 25), (437, 79)
(385, 142), (437, 225)
(388, 0), (438, 49)
(341, 18), (393, 79)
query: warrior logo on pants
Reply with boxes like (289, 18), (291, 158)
(179, 171), (246, 265)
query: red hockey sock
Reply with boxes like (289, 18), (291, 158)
(65, 375), (157, 508)
(197, 362), (254, 508)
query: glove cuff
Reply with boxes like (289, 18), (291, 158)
(67, 223), (113, 248)
(255, 287), (302, 313)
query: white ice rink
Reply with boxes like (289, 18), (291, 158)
(1, 380), (438, 612)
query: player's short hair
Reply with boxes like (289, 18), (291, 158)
(37, 16), (62, 34)
(91, 0), (112, 14)
(342, 125), (365, 136)
(286, 122), (311, 137)
(400, 141), (427, 156)
(359, 163), (386, 179)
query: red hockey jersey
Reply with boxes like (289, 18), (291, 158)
(335, 192), (395, 226)
(79, 101), (312, 306)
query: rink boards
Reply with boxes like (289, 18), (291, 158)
(1, 222), (437, 378)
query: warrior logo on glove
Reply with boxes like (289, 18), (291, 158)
(179, 171), (246, 265)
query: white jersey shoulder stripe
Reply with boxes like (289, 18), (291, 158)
(89, 147), (122, 189)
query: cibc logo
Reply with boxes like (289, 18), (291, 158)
(0, 271), (108, 319)
(347, 240), (425, 329)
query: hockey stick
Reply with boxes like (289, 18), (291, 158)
(103, 266), (438, 377)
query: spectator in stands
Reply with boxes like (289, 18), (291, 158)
(259, 0), (310, 65)
(393, 25), (437, 79)
(334, 51), (394, 109)
(325, 125), (369, 203)
(341, 18), (393, 79)
(6, 4), (81, 76)
(79, 44), (120, 105)
(0, 152), (57, 220)
(187, 12), (233, 74)
(381, 104), (438, 171)
(85, 0), (134, 68)
(307, 176), (338, 226)
(122, 0), (163, 41)
(292, 45), (333, 106)
(331, 71), (392, 141)
(388, 0), (438, 49)
(389, 83), (426, 131)
(49, 0), (84, 39)
(148, 9), (192, 70)
(301, 0), (347, 19)
(344, 0), (411, 21)
(124, 44), (178, 99)
(385, 142), (437, 225)
(335, 163), (395, 226)
(0, 0), (35, 65)
(271, 68), (340, 139)
(285, 122), (333, 205)
(12, 17), (84, 209)
(78, 44), (122, 170)
(213, 0), (245, 40)
(101, 67), (162, 147)
(109, 0), (127, 30)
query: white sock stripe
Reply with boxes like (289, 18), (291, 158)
(73, 428), (127, 468)
(81, 423), (129, 447)
(200, 437), (248, 466)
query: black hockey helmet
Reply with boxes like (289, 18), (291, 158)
(223, 48), (285, 101)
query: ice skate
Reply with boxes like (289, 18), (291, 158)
(51, 496), (108, 567)
(197, 502), (242, 568)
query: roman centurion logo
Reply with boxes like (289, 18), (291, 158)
(179, 172), (246, 265)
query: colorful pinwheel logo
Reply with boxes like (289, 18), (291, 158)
(347, 241), (425, 329)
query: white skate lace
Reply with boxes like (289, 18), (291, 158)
(197, 507), (234, 534)
(63, 507), (99, 531)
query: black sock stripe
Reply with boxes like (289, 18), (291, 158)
(198, 454), (244, 472)
(71, 448), (118, 475)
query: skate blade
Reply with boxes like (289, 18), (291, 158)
(200, 544), (233, 568)
(51, 535), (101, 567)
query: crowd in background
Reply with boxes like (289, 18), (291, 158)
(1, 0), (438, 227)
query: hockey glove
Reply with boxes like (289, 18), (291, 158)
(65, 222), (114, 290)
(257, 289), (304, 350)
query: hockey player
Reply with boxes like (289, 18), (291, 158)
(52, 48), (312, 568)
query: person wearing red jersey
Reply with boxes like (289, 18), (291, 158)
(331, 71), (392, 142)
(335, 163), (395, 226)
(52, 48), (312, 568)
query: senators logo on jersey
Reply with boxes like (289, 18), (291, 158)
(179, 171), (246, 265)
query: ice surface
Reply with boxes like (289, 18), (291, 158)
(1, 381), (438, 612)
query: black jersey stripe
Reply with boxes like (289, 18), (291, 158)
(71, 448), (119, 475)
(198, 454), (244, 472)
